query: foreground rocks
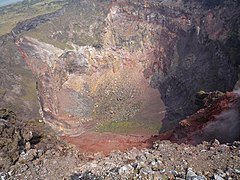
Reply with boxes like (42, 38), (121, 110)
(0, 109), (21, 170)
(71, 140), (240, 180)
(4, 139), (240, 179)
(0, 108), (239, 179)
(0, 108), (66, 177)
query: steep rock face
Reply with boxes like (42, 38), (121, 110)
(0, 3), (67, 120)
(102, 0), (239, 129)
(17, 0), (240, 135)
(0, 40), (40, 120)
(153, 91), (240, 144)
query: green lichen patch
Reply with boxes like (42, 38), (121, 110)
(96, 119), (162, 136)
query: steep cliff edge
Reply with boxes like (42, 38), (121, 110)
(149, 91), (240, 144)
(0, 4), (67, 120)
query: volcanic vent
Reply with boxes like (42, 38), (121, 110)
(16, 0), (240, 152)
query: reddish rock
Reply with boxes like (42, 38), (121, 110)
(149, 92), (240, 144)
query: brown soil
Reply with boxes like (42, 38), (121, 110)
(60, 85), (166, 155)
(58, 64), (167, 155)
(61, 132), (153, 155)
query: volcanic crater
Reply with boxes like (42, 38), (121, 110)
(15, 0), (240, 154)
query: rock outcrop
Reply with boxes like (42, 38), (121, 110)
(151, 91), (240, 144)
(0, 108), (61, 173)
(0, 109), (20, 171)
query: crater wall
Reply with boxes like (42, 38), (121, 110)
(16, 0), (240, 135)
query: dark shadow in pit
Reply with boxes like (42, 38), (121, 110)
(154, 27), (239, 133)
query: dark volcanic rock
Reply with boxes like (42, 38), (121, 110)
(0, 108), (61, 173)
(12, 8), (65, 36)
(151, 91), (240, 144)
(0, 109), (20, 171)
